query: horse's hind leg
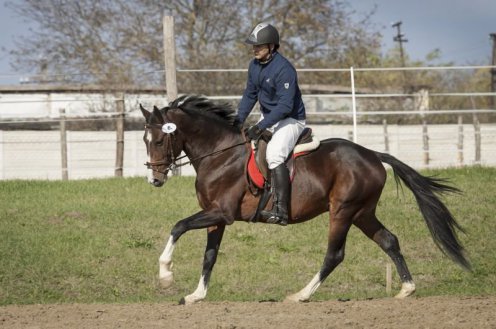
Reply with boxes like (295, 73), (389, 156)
(354, 213), (416, 298)
(285, 213), (353, 302)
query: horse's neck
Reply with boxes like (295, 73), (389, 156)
(182, 124), (244, 169)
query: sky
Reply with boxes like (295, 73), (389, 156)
(0, 0), (495, 85)
(354, 0), (496, 65)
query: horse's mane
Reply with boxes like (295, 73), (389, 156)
(168, 94), (237, 126)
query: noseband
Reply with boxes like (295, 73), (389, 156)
(144, 123), (249, 175)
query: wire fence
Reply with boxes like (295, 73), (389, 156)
(0, 65), (495, 180)
(1, 121), (494, 180)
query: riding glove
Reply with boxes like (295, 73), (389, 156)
(246, 125), (263, 141)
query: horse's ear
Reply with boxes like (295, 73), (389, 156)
(140, 104), (150, 121)
(152, 106), (164, 123)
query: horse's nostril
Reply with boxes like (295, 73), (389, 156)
(153, 179), (164, 187)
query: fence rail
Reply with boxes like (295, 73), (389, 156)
(0, 121), (495, 180)
(1, 64), (496, 180)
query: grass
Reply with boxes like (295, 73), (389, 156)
(0, 166), (495, 305)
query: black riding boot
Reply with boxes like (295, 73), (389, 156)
(260, 164), (290, 226)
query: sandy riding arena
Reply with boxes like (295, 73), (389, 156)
(1, 296), (494, 329)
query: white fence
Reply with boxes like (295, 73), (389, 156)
(1, 65), (496, 180)
(1, 123), (495, 180)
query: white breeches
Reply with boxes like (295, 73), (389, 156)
(262, 117), (305, 169)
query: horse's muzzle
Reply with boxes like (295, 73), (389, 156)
(147, 174), (167, 187)
(152, 178), (164, 187)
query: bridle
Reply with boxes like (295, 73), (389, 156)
(144, 123), (249, 175)
(144, 123), (178, 174)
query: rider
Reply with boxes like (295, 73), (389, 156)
(235, 23), (306, 226)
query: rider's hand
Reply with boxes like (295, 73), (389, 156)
(246, 125), (263, 141)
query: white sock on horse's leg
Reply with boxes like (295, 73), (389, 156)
(159, 236), (175, 287)
(395, 281), (416, 298)
(182, 275), (208, 305)
(284, 272), (322, 302)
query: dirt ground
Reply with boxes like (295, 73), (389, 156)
(1, 296), (494, 329)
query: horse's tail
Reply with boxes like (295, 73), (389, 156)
(375, 151), (471, 271)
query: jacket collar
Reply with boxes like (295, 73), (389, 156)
(257, 51), (278, 65)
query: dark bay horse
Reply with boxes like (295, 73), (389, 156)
(140, 95), (470, 305)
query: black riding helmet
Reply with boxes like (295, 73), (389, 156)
(245, 23), (280, 50)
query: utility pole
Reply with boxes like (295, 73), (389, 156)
(392, 21), (408, 68)
(392, 21), (408, 91)
(490, 33), (496, 108)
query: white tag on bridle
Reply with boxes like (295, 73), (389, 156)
(161, 123), (177, 134)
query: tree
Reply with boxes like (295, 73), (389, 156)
(6, 0), (381, 94)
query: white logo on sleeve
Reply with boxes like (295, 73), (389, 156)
(284, 83), (289, 89)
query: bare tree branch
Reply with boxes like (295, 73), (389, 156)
(5, 0), (381, 93)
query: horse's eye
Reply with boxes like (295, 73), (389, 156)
(156, 140), (164, 146)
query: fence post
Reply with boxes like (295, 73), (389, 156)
(417, 89), (430, 166)
(457, 116), (464, 166)
(422, 121), (429, 166)
(59, 108), (68, 180)
(115, 94), (125, 177)
(350, 67), (357, 143)
(386, 263), (392, 295)
(473, 116), (481, 165)
(163, 15), (181, 176)
(383, 119), (389, 153)
(415, 89), (429, 114)
(163, 16), (178, 102)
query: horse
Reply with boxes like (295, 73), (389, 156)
(140, 94), (470, 305)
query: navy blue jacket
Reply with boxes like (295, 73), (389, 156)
(237, 52), (306, 130)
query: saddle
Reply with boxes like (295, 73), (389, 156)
(246, 127), (319, 222)
(246, 127), (320, 190)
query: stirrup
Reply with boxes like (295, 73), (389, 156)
(264, 213), (288, 226)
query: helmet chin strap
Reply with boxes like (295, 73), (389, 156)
(259, 44), (275, 64)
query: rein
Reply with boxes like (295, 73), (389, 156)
(144, 123), (249, 174)
(176, 141), (249, 168)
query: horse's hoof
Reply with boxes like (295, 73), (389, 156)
(180, 294), (203, 305)
(159, 272), (174, 288)
(284, 293), (308, 303)
(395, 281), (416, 299)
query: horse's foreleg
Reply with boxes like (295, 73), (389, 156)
(159, 236), (175, 288)
(158, 210), (226, 292)
(181, 224), (226, 305)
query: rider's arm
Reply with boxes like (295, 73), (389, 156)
(237, 61), (258, 124)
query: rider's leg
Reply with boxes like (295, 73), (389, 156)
(260, 118), (305, 225)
